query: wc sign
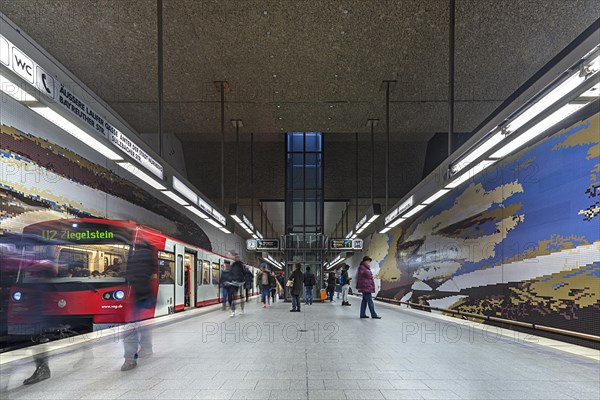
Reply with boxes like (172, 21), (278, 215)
(11, 46), (34, 84)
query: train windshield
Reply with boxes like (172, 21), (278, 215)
(21, 242), (132, 283)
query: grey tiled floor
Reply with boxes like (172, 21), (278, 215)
(1, 297), (598, 399)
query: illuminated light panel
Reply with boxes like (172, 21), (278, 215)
(368, 214), (380, 223)
(205, 218), (222, 228)
(117, 162), (166, 190)
(506, 72), (587, 133)
(31, 107), (123, 161)
(160, 190), (188, 206)
(492, 103), (588, 159)
(0, 74), (36, 102)
(173, 176), (198, 204)
(379, 227), (392, 234)
(219, 226), (232, 234)
(185, 205), (209, 219)
(403, 204), (427, 219)
(422, 189), (450, 205)
(446, 160), (497, 189)
(345, 230), (354, 239)
(452, 130), (504, 174)
(388, 217), (406, 228)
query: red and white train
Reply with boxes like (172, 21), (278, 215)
(7, 218), (256, 334)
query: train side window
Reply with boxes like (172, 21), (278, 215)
(211, 262), (220, 285)
(177, 255), (183, 286)
(202, 260), (210, 285)
(158, 251), (175, 284)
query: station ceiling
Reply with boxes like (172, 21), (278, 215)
(2, 0), (598, 144)
(2, 1), (599, 237)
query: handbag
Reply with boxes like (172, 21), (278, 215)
(286, 278), (294, 287)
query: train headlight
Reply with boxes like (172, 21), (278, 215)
(103, 292), (112, 300)
(113, 290), (125, 300)
(12, 291), (22, 301)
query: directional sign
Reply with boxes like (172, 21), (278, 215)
(246, 239), (280, 251)
(330, 238), (363, 250)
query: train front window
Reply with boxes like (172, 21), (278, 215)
(22, 243), (131, 283)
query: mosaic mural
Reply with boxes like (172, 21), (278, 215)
(0, 124), (211, 250)
(367, 112), (600, 336)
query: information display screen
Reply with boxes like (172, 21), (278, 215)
(246, 239), (280, 251)
(330, 239), (363, 250)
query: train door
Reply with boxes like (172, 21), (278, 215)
(174, 244), (185, 311)
(156, 251), (175, 316)
(184, 252), (195, 309)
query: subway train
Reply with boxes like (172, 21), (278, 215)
(6, 218), (256, 335)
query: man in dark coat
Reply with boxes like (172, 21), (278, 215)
(227, 255), (246, 317)
(290, 263), (304, 312)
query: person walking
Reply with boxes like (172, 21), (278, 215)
(257, 264), (272, 307)
(122, 242), (155, 371)
(340, 264), (351, 306)
(290, 263), (304, 312)
(227, 255), (246, 317)
(270, 271), (278, 303)
(221, 262), (230, 310)
(335, 266), (342, 300)
(277, 272), (285, 299)
(326, 271), (336, 302)
(356, 256), (381, 319)
(303, 266), (316, 305)
(244, 266), (253, 302)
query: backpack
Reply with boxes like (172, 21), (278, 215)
(339, 275), (345, 285)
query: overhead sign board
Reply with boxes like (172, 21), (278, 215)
(330, 238), (363, 250)
(0, 33), (163, 179)
(385, 195), (414, 225)
(246, 239), (280, 251)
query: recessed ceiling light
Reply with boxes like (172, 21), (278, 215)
(341, 31), (345, 35)
(329, 105), (334, 108)
(334, 74), (338, 78)
(277, 105), (281, 108)
(273, 74), (277, 78)
(275, 90), (279, 94)
(328, 117), (331, 120)
(279, 117), (283, 120)
(267, 31), (271, 36)
(343, 10), (349, 14)
(263, 10), (268, 15)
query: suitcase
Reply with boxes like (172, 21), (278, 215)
(320, 289), (327, 302)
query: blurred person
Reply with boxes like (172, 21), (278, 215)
(243, 266), (253, 302)
(335, 266), (342, 299)
(289, 263), (304, 312)
(121, 243), (155, 371)
(226, 254), (246, 317)
(277, 272), (285, 299)
(356, 256), (381, 319)
(326, 271), (336, 302)
(221, 262), (230, 310)
(21, 259), (56, 385)
(257, 264), (273, 308)
(160, 269), (174, 284)
(340, 264), (352, 306)
(270, 271), (278, 303)
(303, 266), (316, 305)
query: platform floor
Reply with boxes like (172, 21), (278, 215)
(1, 296), (598, 400)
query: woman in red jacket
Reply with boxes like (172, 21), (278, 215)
(355, 256), (381, 319)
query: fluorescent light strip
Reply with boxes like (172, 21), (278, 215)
(492, 103), (587, 159)
(117, 162), (166, 190)
(379, 227), (392, 234)
(403, 204), (427, 218)
(160, 190), (189, 206)
(368, 214), (380, 223)
(185, 205), (209, 219)
(219, 227), (232, 234)
(388, 217), (406, 228)
(0, 74), (37, 102)
(506, 71), (587, 133)
(231, 215), (242, 223)
(422, 189), (450, 205)
(345, 231), (354, 239)
(173, 177), (198, 204)
(452, 130), (504, 174)
(31, 107), (123, 161)
(446, 160), (497, 189)
(205, 218), (222, 228)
